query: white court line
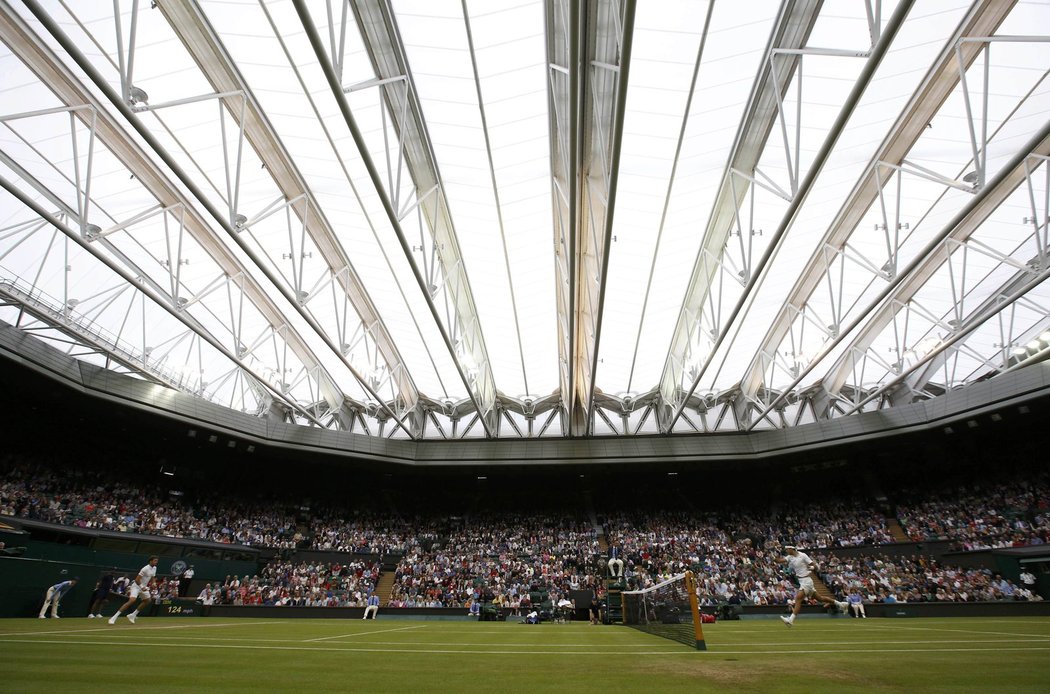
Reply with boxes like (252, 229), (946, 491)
(4, 637), (1050, 656)
(398, 629), (639, 635)
(0, 621), (282, 638)
(865, 623), (1050, 639)
(62, 633), (680, 646)
(59, 634), (1050, 650)
(305, 625), (427, 642)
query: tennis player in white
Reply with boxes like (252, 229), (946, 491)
(109, 556), (159, 625)
(779, 545), (848, 627)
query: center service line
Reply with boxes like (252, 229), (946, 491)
(305, 625), (427, 642)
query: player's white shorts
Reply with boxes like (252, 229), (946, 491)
(129, 583), (151, 600)
(797, 576), (816, 596)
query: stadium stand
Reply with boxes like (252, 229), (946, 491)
(4, 452), (1048, 612)
(815, 552), (1043, 603)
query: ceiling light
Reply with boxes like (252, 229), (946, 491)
(128, 86), (149, 106)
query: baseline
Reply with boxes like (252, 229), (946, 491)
(3, 637), (1050, 657)
(0, 621), (283, 638)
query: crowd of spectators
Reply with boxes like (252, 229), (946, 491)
(307, 511), (424, 554)
(194, 560), (381, 607)
(3, 458), (1049, 610)
(0, 465), (303, 547)
(389, 513), (601, 609)
(895, 473), (1050, 550)
(601, 506), (893, 606)
(815, 553), (1042, 603)
(724, 500), (896, 548)
(0, 463), (406, 552)
(6, 457), (1047, 559)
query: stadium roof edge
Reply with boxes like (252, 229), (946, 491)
(2, 316), (1048, 468)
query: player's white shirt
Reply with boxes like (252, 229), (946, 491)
(138, 563), (157, 586)
(786, 551), (814, 578)
(130, 563), (157, 598)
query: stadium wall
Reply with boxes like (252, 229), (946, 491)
(204, 605), (474, 620)
(1, 520), (258, 584)
(167, 603), (1050, 621)
(0, 556), (104, 618)
(814, 540), (956, 560)
(725, 603), (1050, 618)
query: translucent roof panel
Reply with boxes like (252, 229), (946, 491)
(1, 0), (1047, 439)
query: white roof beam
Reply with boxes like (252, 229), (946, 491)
(1, 2), (349, 424)
(655, 0), (823, 433)
(545, 0), (579, 435)
(895, 256), (1045, 403)
(658, 0), (920, 433)
(577, 0), (636, 436)
(0, 175), (325, 427)
(294, 0), (497, 438)
(157, 0), (421, 432)
(816, 124), (1050, 414)
(545, 0), (636, 436)
(19, 0), (416, 437)
(738, 1), (1017, 412)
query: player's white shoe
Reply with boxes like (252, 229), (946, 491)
(836, 601), (849, 614)
(780, 615), (793, 627)
(108, 615), (117, 625)
(126, 613), (136, 624)
(38, 615), (46, 619)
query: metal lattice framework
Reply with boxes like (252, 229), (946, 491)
(0, 0), (1047, 440)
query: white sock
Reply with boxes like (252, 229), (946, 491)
(114, 611), (123, 617)
(129, 610), (139, 617)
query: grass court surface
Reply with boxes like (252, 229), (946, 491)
(4, 616), (1050, 692)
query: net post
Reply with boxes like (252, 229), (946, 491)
(685, 570), (707, 651)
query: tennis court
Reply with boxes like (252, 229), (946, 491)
(4, 616), (1050, 692)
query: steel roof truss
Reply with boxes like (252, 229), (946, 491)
(310, 0), (498, 436)
(735, 2), (1020, 422)
(0, 277), (192, 393)
(545, 0), (578, 435)
(573, 0), (635, 436)
(656, 0), (826, 432)
(821, 145), (1050, 417)
(0, 183), (322, 423)
(143, 0), (420, 435)
(4, 2), (362, 425)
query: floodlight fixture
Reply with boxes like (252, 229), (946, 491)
(127, 86), (148, 106)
